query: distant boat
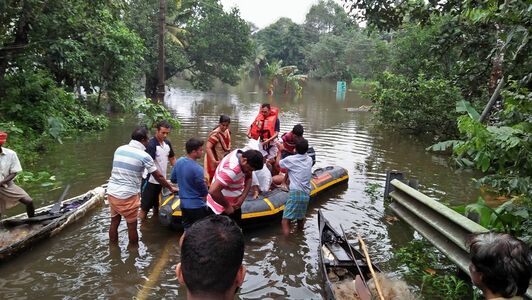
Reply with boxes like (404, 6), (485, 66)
(318, 210), (381, 300)
(159, 166), (348, 230)
(0, 186), (106, 262)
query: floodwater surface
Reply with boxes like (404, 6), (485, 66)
(0, 79), (479, 299)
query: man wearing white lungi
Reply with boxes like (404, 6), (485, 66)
(0, 131), (34, 219)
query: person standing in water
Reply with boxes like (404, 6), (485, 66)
(204, 115), (231, 185)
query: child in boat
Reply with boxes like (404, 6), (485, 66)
(279, 138), (312, 235)
(251, 156), (272, 199)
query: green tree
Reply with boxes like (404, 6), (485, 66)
(126, 0), (252, 95)
(304, 0), (354, 38)
(254, 18), (310, 72)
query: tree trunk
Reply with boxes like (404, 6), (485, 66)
(145, 74), (158, 100)
(156, 0), (166, 103)
(0, 0), (32, 97)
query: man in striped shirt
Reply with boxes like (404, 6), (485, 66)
(206, 149), (263, 225)
(107, 127), (178, 245)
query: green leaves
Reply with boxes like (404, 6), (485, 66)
(134, 98), (180, 130)
(456, 100), (480, 121)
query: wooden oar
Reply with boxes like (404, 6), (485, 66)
(358, 233), (385, 300)
(340, 225), (371, 300)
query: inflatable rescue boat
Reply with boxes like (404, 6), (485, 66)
(158, 165), (348, 230)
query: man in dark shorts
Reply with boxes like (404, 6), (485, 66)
(176, 215), (245, 299)
(140, 120), (176, 220)
(170, 138), (210, 229)
(0, 131), (34, 219)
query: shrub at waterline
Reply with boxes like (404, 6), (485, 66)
(370, 72), (464, 138)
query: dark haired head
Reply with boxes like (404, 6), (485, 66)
(295, 138), (309, 154)
(131, 126), (149, 142)
(261, 103), (271, 110)
(242, 150), (263, 171)
(185, 138), (204, 154)
(219, 115), (231, 124)
(292, 124), (304, 136)
(467, 232), (532, 297)
(180, 215), (244, 297)
(156, 120), (172, 130)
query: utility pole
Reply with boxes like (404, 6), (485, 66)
(157, 0), (166, 102)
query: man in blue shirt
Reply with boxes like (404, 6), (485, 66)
(170, 138), (211, 229)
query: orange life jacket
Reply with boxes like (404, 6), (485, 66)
(249, 106), (279, 141)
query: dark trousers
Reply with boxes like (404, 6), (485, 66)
(207, 207), (242, 228)
(182, 206), (213, 230)
(141, 181), (162, 211)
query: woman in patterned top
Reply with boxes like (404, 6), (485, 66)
(204, 115), (232, 185)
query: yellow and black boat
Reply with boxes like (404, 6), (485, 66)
(158, 165), (348, 230)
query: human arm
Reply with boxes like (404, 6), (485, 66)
(167, 140), (176, 166)
(261, 119), (280, 146)
(208, 180), (234, 214)
(246, 126), (252, 139)
(234, 176), (252, 208)
(0, 173), (16, 186)
(205, 139), (219, 166)
(151, 169), (178, 193)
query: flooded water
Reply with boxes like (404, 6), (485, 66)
(0, 79), (480, 299)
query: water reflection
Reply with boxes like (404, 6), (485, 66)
(0, 78), (480, 299)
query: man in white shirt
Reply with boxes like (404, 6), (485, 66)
(0, 131), (34, 219)
(140, 120), (176, 220)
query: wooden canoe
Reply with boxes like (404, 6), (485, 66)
(0, 186), (105, 262)
(318, 210), (381, 300)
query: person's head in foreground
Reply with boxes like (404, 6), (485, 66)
(467, 232), (532, 299)
(176, 215), (245, 300)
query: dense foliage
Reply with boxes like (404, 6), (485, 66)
(1, 0), (253, 166)
(249, 0), (388, 85)
(125, 0), (252, 96)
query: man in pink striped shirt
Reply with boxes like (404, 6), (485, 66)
(207, 149), (263, 225)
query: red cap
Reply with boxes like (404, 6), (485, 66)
(0, 131), (7, 144)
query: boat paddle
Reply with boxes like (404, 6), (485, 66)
(49, 184), (71, 214)
(3, 184), (71, 227)
(339, 225), (371, 300)
(358, 233), (385, 300)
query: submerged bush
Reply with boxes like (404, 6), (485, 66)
(370, 72), (464, 138)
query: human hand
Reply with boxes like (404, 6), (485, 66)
(169, 186), (178, 194)
(225, 205), (235, 215)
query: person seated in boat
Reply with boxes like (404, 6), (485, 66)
(107, 127), (178, 245)
(279, 138), (313, 235)
(251, 156), (272, 199)
(467, 232), (532, 300)
(0, 131), (34, 219)
(170, 138), (210, 230)
(140, 120), (176, 220)
(176, 215), (245, 300)
(207, 149), (263, 226)
(280, 124), (304, 159)
(246, 103), (280, 173)
(204, 115), (232, 186)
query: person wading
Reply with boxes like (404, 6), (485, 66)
(0, 131), (34, 219)
(204, 115), (231, 186)
(170, 138), (210, 230)
(107, 127), (177, 245)
(140, 120), (176, 220)
(206, 149), (263, 226)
